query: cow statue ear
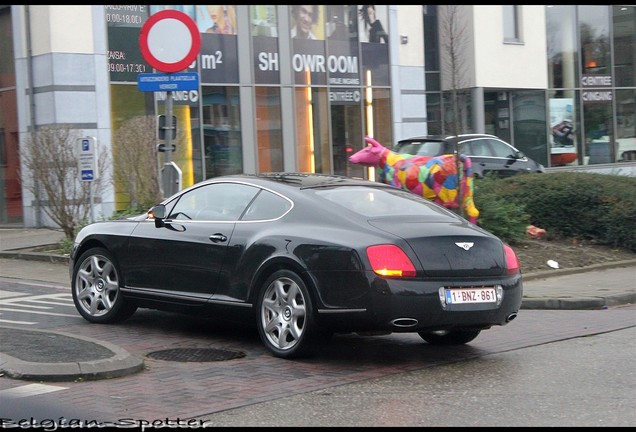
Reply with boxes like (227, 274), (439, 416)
(364, 136), (382, 148)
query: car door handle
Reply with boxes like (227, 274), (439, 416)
(209, 233), (227, 243)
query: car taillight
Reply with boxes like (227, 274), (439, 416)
(367, 245), (416, 277)
(504, 244), (520, 275)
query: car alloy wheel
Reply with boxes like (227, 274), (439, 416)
(257, 269), (315, 359)
(72, 247), (136, 323)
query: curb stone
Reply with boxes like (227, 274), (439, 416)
(0, 327), (144, 382)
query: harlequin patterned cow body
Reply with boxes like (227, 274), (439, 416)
(349, 136), (479, 224)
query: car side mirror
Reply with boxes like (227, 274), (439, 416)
(149, 204), (166, 228)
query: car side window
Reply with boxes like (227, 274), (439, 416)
(466, 139), (493, 157)
(169, 183), (259, 221)
(241, 190), (292, 221)
(489, 139), (517, 158)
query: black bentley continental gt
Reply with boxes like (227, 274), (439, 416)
(70, 173), (523, 359)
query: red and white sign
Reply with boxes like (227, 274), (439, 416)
(139, 9), (201, 73)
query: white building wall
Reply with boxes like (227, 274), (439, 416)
(472, 5), (548, 89)
(30, 6), (94, 55)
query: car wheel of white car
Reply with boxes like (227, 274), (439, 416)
(418, 328), (481, 345)
(72, 247), (137, 324)
(257, 269), (317, 359)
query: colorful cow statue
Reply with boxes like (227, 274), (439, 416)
(348, 136), (479, 224)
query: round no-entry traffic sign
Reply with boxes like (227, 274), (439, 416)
(139, 9), (201, 73)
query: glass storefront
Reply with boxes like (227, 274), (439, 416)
(105, 5), (393, 210)
(1, 5), (635, 225)
(545, 5), (636, 167)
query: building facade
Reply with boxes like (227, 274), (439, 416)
(0, 5), (634, 228)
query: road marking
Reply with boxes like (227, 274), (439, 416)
(23, 299), (74, 307)
(0, 318), (37, 324)
(0, 290), (26, 299)
(0, 308), (78, 317)
(0, 293), (71, 305)
(0, 383), (67, 398)
(0, 293), (76, 318)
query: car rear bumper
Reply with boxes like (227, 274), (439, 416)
(317, 275), (523, 333)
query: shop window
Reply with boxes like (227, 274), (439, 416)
(202, 86), (242, 178)
(255, 87), (283, 172)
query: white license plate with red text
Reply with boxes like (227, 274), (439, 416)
(445, 287), (497, 304)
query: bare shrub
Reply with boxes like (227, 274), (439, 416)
(112, 115), (162, 211)
(21, 125), (110, 240)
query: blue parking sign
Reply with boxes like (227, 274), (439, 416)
(78, 137), (98, 182)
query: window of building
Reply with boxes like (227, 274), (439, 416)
(613, 5), (636, 88)
(546, 5), (578, 91)
(255, 87), (283, 172)
(579, 6), (614, 165)
(295, 87), (330, 173)
(202, 86), (242, 178)
(579, 6), (611, 76)
(512, 91), (549, 167)
(615, 89), (636, 161)
(503, 5), (520, 43)
(584, 102), (614, 164)
(547, 90), (579, 167)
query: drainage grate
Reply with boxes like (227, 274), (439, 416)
(146, 348), (246, 362)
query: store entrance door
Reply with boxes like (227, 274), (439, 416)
(330, 103), (363, 178)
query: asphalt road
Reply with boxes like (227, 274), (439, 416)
(0, 275), (634, 427)
(0, 228), (634, 426)
(194, 324), (636, 427)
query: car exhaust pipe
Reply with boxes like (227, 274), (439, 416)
(391, 318), (419, 328)
(506, 312), (518, 323)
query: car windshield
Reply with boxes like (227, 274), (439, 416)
(315, 186), (450, 218)
(396, 141), (445, 157)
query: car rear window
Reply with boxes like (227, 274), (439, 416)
(395, 141), (445, 157)
(316, 186), (445, 218)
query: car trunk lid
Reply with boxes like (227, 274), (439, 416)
(368, 219), (507, 277)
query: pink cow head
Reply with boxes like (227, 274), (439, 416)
(348, 136), (390, 166)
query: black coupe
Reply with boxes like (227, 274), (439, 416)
(70, 173), (523, 359)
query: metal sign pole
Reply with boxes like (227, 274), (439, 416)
(165, 90), (173, 164)
(89, 182), (95, 223)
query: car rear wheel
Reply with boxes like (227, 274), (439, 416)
(418, 328), (481, 345)
(256, 269), (317, 359)
(72, 247), (137, 324)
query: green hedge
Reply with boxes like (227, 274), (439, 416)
(473, 172), (636, 252)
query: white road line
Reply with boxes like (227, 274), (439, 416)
(0, 383), (68, 398)
(0, 308), (78, 317)
(0, 290), (27, 299)
(0, 293), (71, 305)
(23, 299), (74, 307)
(0, 318), (37, 324)
(1, 303), (52, 310)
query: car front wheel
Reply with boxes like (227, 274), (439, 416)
(256, 269), (317, 359)
(418, 328), (481, 345)
(71, 247), (136, 324)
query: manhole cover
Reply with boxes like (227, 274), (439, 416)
(146, 348), (245, 362)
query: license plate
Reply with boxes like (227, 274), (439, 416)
(445, 287), (497, 304)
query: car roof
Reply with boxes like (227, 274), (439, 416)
(398, 133), (498, 143)
(197, 172), (394, 190)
